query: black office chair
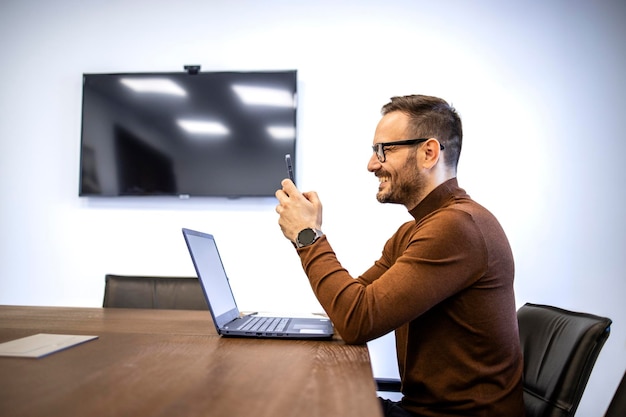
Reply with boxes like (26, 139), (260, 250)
(604, 370), (626, 417)
(518, 303), (611, 417)
(103, 274), (208, 310)
(375, 303), (612, 417)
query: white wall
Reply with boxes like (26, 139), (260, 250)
(1, 0), (624, 414)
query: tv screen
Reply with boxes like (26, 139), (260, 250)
(79, 70), (297, 197)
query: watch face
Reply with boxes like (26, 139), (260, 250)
(298, 228), (316, 245)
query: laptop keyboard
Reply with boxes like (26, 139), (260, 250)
(237, 316), (289, 333)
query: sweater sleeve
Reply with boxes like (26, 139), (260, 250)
(297, 209), (488, 344)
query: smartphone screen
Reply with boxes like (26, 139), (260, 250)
(285, 154), (295, 184)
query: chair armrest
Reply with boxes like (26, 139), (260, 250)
(375, 378), (401, 392)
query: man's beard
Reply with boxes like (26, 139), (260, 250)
(376, 156), (423, 206)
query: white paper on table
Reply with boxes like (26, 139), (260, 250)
(0, 333), (98, 358)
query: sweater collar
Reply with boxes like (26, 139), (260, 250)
(408, 177), (461, 223)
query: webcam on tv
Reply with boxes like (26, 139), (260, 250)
(184, 65), (201, 75)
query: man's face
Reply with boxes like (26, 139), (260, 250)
(367, 112), (425, 207)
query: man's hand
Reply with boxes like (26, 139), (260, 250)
(275, 179), (323, 243)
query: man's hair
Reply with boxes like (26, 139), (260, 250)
(381, 95), (462, 170)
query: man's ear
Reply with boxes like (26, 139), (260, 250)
(421, 138), (442, 169)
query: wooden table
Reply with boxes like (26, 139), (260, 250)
(0, 306), (382, 417)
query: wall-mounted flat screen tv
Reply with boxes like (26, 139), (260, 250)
(79, 70), (297, 197)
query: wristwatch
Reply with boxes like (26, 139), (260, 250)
(295, 228), (324, 248)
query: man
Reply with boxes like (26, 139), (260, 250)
(275, 95), (525, 416)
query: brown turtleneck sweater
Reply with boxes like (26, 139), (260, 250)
(296, 178), (525, 416)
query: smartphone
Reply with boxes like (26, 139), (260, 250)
(285, 154), (295, 184)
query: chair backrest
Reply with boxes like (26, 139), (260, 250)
(103, 274), (209, 310)
(518, 303), (611, 417)
(604, 370), (626, 417)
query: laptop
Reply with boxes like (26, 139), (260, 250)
(182, 228), (334, 339)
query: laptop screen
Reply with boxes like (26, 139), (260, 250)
(182, 229), (240, 326)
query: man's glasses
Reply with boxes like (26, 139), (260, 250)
(372, 138), (445, 163)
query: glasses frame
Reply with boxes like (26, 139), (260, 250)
(372, 138), (445, 163)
